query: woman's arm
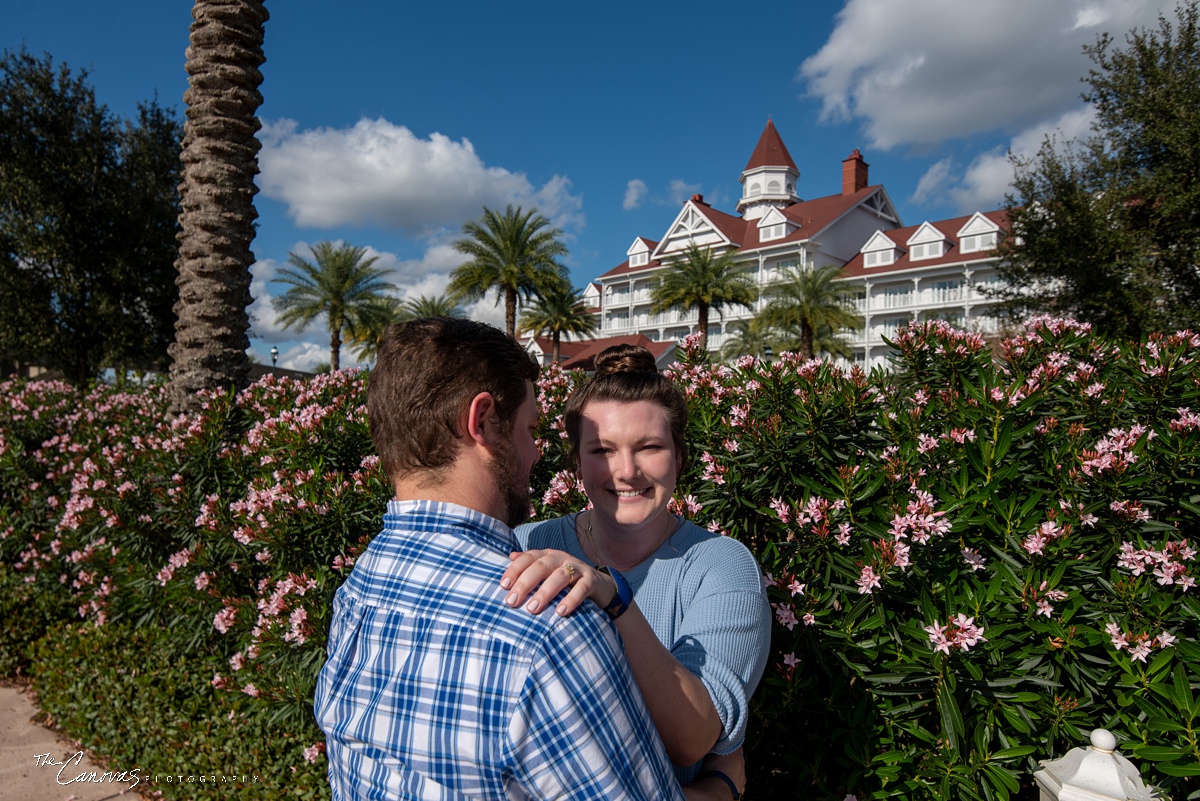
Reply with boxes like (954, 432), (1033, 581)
(502, 549), (723, 766)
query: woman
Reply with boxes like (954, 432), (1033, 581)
(500, 344), (771, 789)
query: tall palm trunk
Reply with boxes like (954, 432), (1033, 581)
(552, 332), (562, 363)
(505, 286), (518, 338)
(167, 0), (269, 415)
(697, 303), (710, 350)
(329, 319), (342, 371)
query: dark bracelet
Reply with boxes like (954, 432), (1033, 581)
(593, 565), (632, 620)
(699, 769), (741, 800)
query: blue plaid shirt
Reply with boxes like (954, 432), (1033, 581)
(314, 500), (685, 801)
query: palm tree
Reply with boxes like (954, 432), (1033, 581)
(402, 293), (464, 319)
(650, 243), (757, 350)
(720, 317), (776, 361)
(759, 264), (863, 360)
(167, 0), (269, 415)
(347, 293), (464, 364)
(272, 242), (395, 371)
(448, 205), (569, 337)
(517, 284), (598, 363)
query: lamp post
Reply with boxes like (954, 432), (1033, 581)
(763, 344), (773, 364)
(270, 346), (278, 367)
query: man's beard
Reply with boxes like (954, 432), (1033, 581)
(490, 432), (532, 529)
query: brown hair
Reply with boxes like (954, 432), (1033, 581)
(367, 317), (539, 483)
(564, 343), (688, 471)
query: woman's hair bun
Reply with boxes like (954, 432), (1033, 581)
(593, 344), (657, 376)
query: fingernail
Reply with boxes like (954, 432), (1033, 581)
(556, 604), (567, 616)
(526, 599), (539, 613)
(506, 593), (517, 606)
(500, 578), (512, 589)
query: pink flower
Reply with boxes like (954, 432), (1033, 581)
(303, 742), (326, 764)
(856, 565), (881, 595)
(788, 578), (806, 597)
(782, 653), (798, 669)
(763, 572), (778, 589)
(773, 603), (799, 631)
(213, 606), (237, 634)
(1156, 631), (1177, 649)
(242, 683), (260, 697)
(803, 613), (815, 626)
(962, 547), (986, 571)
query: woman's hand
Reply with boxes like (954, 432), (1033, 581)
(501, 549), (617, 617)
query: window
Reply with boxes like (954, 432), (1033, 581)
(767, 180), (781, 193)
(748, 182), (761, 196)
(865, 250), (894, 267)
(761, 224), (786, 242)
(630, 253), (648, 267)
(910, 242), (944, 260)
(960, 232), (998, 253)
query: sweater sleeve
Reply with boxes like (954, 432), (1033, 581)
(668, 534), (772, 755)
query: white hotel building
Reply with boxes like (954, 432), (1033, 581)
(581, 121), (1009, 369)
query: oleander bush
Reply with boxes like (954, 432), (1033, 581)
(1, 316), (1199, 800)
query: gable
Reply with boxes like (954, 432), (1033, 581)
(957, 212), (1001, 238)
(652, 202), (733, 258)
(862, 230), (897, 252)
(906, 222), (948, 246)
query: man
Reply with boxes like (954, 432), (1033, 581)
(315, 318), (742, 801)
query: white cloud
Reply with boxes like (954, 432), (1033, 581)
(258, 117), (584, 235)
(909, 105), (1099, 212)
(623, 179), (648, 210)
(909, 157), (954, 206)
(668, 179), (703, 205)
(799, 0), (1172, 149)
(247, 257), (292, 343)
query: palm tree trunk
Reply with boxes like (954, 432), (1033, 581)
(505, 286), (517, 338)
(698, 304), (710, 351)
(330, 327), (341, 372)
(167, 0), (269, 415)
(801, 323), (814, 360)
(552, 332), (561, 363)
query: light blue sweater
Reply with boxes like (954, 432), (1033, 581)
(515, 514), (772, 782)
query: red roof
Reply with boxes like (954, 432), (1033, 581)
(743, 120), (797, 173)
(839, 210), (1009, 278)
(599, 186), (885, 277)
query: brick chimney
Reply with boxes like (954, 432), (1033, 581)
(842, 149), (869, 195)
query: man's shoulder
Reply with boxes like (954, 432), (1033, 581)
(513, 515), (569, 550)
(342, 525), (615, 659)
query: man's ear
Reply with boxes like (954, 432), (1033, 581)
(465, 391), (499, 446)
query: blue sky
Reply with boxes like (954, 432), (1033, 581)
(3, 1), (1178, 370)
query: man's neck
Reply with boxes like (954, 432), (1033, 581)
(392, 464), (505, 525)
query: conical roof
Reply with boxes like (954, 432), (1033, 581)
(743, 119), (797, 172)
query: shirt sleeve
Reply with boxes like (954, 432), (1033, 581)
(670, 536), (772, 755)
(504, 605), (686, 801)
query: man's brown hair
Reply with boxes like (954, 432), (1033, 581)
(368, 317), (539, 483)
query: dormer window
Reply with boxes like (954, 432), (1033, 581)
(630, 253), (649, 268)
(865, 250), (895, 267)
(960, 232), (998, 253)
(761, 224), (786, 242)
(909, 242), (944, 261)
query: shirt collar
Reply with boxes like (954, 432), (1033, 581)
(384, 499), (518, 555)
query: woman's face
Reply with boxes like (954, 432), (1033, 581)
(577, 399), (681, 532)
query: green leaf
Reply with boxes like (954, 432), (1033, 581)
(938, 680), (965, 754)
(991, 746), (1037, 760)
